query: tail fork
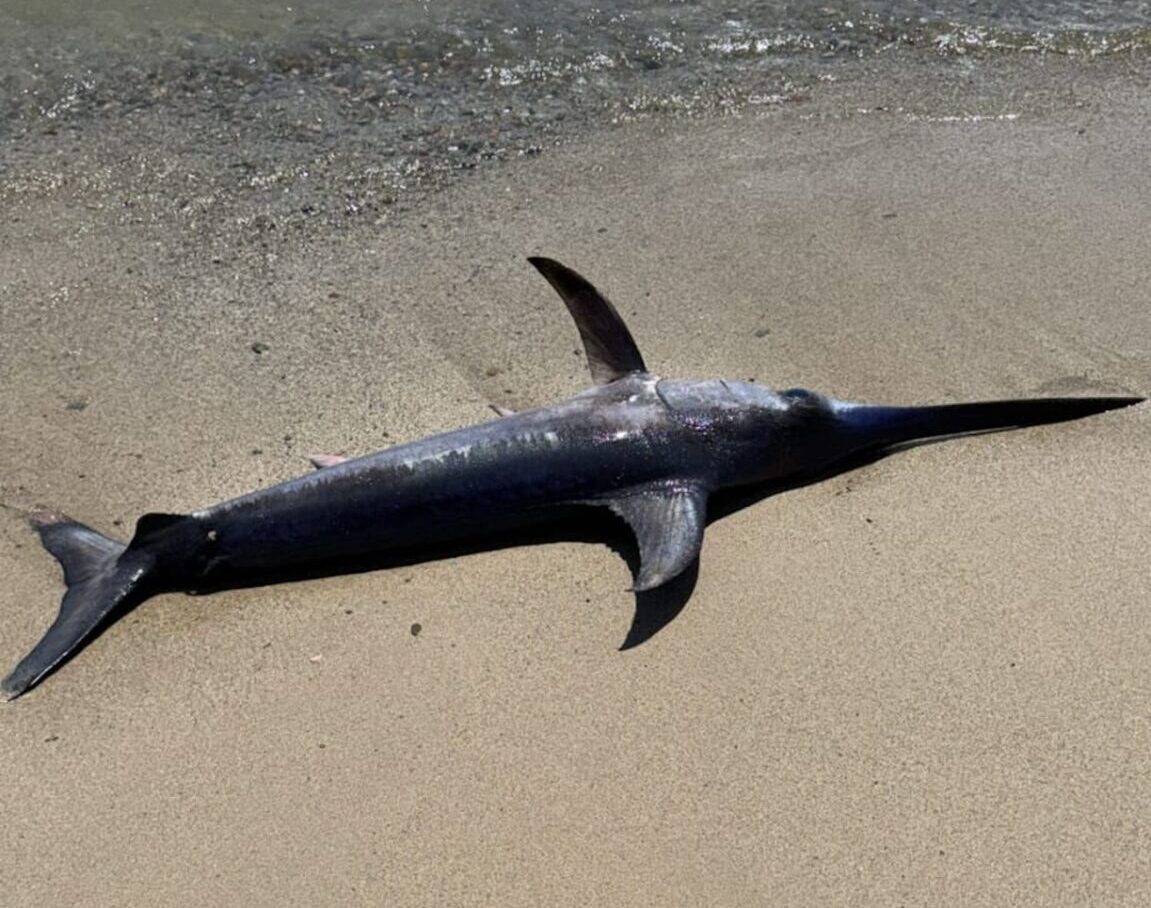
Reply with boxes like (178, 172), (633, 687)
(2, 513), (153, 700)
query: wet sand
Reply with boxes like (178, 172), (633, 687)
(2, 61), (1149, 906)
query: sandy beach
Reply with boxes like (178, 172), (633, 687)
(2, 45), (1149, 907)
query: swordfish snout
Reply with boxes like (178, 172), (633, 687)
(2, 256), (1143, 698)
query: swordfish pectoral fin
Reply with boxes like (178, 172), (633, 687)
(528, 257), (647, 384)
(600, 482), (709, 592)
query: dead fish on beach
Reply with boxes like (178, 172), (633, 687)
(2, 257), (1143, 699)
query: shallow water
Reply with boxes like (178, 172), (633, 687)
(5, 1), (1148, 129)
(1, 1), (1148, 237)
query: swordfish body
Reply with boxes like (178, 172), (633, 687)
(2, 257), (1143, 699)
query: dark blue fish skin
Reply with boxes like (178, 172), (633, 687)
(178, 376), (785, 581)
(2, 254), (1142, 700)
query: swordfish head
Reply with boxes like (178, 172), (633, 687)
(644, 377), (848, 486)
(649, 376), (1144, 489)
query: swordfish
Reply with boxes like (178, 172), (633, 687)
(2, 257), (1143, 698)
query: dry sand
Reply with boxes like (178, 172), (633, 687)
(2, 62), (1149, 906)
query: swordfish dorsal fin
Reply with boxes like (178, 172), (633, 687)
(599, 481), (708, 591)
(528, 257), (647, 384)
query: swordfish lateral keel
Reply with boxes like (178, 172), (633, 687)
(3, 258), (1143, 699)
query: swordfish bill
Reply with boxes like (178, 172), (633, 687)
(2, 257), (1143, 698)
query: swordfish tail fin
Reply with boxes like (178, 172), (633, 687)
(2, 513), (154, 700)
(835, 395), (1144, 450)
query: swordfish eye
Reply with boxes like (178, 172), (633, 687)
(780, 387), (835, 415)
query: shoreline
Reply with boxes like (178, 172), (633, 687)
(2, 51), (1149, 907)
